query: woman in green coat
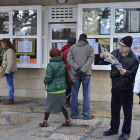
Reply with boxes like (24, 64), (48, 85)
(39, 48), (71, 127)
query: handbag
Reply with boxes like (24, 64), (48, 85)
(66, 67), (78, 87)
(0, 65), (5, 78)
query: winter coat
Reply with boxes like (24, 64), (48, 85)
(67, 40), (94, 75)
(44, 56), (67, 93)
(2, 48), (17, 74)
(110, 49), (139, 89)
(61, 43), (71, 68)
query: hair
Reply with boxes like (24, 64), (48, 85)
(50, 48), (61, 57)
(79, 33), (87, 40)
(68, 37), (76, 45)
(1, 39), (16, 53)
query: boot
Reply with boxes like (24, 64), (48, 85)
(4, 99), (14, 105)
(39, 122), (48, 127)
(62, 121), (72, 127)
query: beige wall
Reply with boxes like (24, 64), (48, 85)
(0, 69), (139, 103)
(0, 0), (140, 6)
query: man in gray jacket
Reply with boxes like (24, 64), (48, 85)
(67, 33), (94, 119)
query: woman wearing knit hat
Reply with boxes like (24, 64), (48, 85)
(100, 36), (139, 140)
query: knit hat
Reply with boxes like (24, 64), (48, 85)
(120, 36), (133, 47)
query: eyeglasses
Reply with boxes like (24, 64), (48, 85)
(119, 43), (127, 48)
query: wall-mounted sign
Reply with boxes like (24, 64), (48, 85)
(57, 0), (67, 3)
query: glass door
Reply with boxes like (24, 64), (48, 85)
(48, 24), (77, 62)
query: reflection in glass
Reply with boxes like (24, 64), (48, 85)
(13, 38), (37, 64)
(115, 8), (140, 33)
(83, 8), (110, 35)
(13, 10), (37, 36)
(0, 12), (9, 34)
(52, 42), (66, 50)
(52, 28), (76, 40)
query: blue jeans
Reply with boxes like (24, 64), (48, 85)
(6, 72), (15, 100)
(71, 74), (91, 119)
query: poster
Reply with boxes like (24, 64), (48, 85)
(131, 38), (140, 56)
(18, 41), (32, 52)
(98, 38), (110, 52)
(129, 11), (139, 32)
(83, 11), (99, 35)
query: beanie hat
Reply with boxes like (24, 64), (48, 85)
(68, 37), (76, 45)
(120, 36), (133, 47)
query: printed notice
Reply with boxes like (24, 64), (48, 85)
(87, 39), (98, 54)
(20, 56), (30, 64)
(130, 11), (139, 32)
(18, 41), (32, 52)
(57, 43), (66, 50)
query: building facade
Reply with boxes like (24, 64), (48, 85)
(0, 0), (139, 103)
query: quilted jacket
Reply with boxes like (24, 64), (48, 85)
(44, 56), (67, 93)
(2, 48), (17, 74)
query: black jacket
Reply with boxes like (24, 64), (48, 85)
(110, 49), (139, 89)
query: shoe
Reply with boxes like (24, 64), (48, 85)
(119, 133), (130, 140)
(62, 121), (72, 127)
(65, 103), (70, 107)
(70, 115), (77, 119)
(103, 129), (118, 136)
(137, 137), (140, 140)
(39, 122), (48, 127)
(4, 99), (14, 105)
(83, 115), (94, 120)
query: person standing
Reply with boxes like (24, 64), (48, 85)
(100, 36), (139, 140)
(39, 48), (71, 127)
(61, 37), (76, 107)
(67, 33), (94, 120)
(1, 39), (17, 105)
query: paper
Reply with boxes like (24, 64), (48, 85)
(18, 41), (32, 52)
(87, 39), (98, 54)
(20, 56), (30, 64)
(57, 43), (66, 50)
(30, 58), (37, 64)
(100, 45), (122, 69)
(130, 11), (139, 32)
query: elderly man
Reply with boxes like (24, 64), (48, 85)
(100, 36), (139, 140)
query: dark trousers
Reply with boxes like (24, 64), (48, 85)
(110, 87), (133, 135)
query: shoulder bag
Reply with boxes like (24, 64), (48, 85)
(66, 67), (78, 87)
(0, 66), (5, 78)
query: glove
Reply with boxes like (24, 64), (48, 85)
(76, 67), (84, 75)
(4, 73), (9, 76)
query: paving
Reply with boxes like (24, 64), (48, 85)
(0, 96), (140, 120)
(0, 96), (140, 140)
(0, 111), (140, 140)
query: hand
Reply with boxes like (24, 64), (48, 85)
(100, 53), (105, 58)
(118, 68), (126, 75)
(4, 73), (9, 76)
(76, 67), (83, 75)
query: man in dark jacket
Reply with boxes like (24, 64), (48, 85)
(61, 37), (76, 107)
(100, 36), (139, 140)
(67, 33), (94, 120)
